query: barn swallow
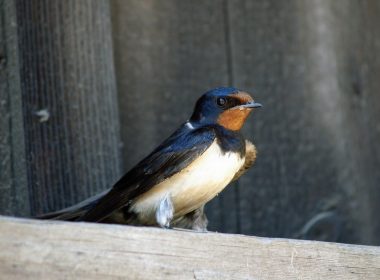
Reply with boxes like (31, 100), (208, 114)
(39, 87), (262, 231)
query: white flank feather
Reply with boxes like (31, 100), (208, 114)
(131, 140), (244, 224)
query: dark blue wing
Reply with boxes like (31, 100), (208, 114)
(80, 124), (216, 222)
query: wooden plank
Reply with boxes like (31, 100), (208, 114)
(325, 0), (380, 245)
(0, 0), (29, 216)
(110, 0), (238, 232)
(226, 0), (380, 244)
(8, 0), (122, 215)
(0, 0), (14, 215)
(0, 216), (379, 279)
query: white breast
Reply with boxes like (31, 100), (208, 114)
(131, 140), (245, 223)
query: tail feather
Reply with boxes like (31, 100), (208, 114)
(36, 189), (109, 221)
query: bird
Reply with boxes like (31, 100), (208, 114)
(38, 87), (262, 231)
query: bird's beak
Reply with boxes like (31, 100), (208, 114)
(242, 101), (262, 108)
(233, 101), (262, 109)
(231, 91), (262, 110)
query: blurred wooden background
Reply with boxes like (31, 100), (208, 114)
(1, 0), (380, 245)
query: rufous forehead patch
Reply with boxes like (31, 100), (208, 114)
(233, 92), (254, 104)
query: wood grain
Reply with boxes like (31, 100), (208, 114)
(226, 0), (380, 244)
(0, 215), (379, 279)
(8, 0), (122, 215)
(0, 0), (29, 216)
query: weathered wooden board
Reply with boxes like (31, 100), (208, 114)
(0, 216), (379, 280)
(0, 0), (29, 216)
(1, 0), (122, 216)
(225, 0), (380, 244)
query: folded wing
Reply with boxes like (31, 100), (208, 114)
(79, 125), (216, 222)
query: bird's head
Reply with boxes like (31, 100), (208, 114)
(190, 87), (262, 131)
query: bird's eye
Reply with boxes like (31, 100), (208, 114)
(216, 97), (227, 107)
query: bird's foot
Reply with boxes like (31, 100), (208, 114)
(170, 205), (209, 232)
(192, 226), (208, 233)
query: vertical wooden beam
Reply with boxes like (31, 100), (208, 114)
(0, 0), (29, 216)
(0, 0), (121, 216)
(226, 0), (380, 245)
(226, 0), (325, 240)
(326, 0), (380, 244)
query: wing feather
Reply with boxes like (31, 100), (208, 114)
(80, 125), (216, 222)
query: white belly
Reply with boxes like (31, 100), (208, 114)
(131, 140), (244, 223)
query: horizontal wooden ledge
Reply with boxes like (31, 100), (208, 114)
(0, 216), (379, 280)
